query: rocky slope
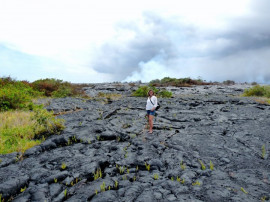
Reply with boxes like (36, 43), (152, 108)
(0, 84), (269, 202)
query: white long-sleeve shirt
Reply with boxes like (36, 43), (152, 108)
(146, 96), (158, 110)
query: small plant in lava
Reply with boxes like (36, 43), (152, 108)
(198, 159), (206, 170)
(64, 189), (67, 198)
(210, 160), (214, 170)
(119, 166), (125, 174)
(181, 178), (185, 184)
(180, 160), (186, 170)
(93, 168), (102, 180)
(100, 182), (106, 192)
(241, 187), (248, 194)
(20, 186), (26, 192)
(145, 162), (150, 171)
(61, 162), (67, 170)
(153, 173), (159, 180)
(114, 180), (118, 189)
(192, 181), (201, 186)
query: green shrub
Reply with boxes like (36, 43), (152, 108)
(0, 84), (42, 111)
(52, 85), (73, 98)
(132, 86), (158, 97)
(161, 77), (179, 84)
(132, 86), (172, 98)
(32, 78), (67, 97)
(149, 77), (210, 87)
(1, 77), (90, 100)
(223, 80), (235, 85)
(0, 85), (29, 110)
(149, 79), (161, 86)
(0, 76), (17, 86)
(32, 78), (88, 98)
(158, 90), (172, 98)
(32, 106), (65, 137)
(251, 82), (258, 85)
(0, 77), (42, 111)
(243, 85), (270, 98)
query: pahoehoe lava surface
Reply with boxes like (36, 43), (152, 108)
(0, 85), (270, 202)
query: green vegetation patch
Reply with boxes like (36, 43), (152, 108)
(132, 85), (172, 98)
(149, 77), (210, 87)
(0, 77), (42, 111)
(243, 85), (270, 98)
(158, 90), (173, 98)
(32, 78), (88, 98)
(222, 80), (235, 85)
(0, 107), (65, 154)
(0, 77), (90, 111)
(0, 77), (87, 154)
(97, 92), (122, 100)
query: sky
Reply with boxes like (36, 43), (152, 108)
(0, 0), (270, 83)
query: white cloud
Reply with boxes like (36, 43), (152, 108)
(1, 0), (269, 83)
(0, 0), (251, 57)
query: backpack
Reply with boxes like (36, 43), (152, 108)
(150, 98), (160, 111)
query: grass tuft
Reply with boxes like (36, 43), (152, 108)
(241, 187), (248, 194)
(64, 189), (67, 198)
(192, 181), (201, 186)
(153, 173), (159, 180)
(114, 180), (118, 188)
(181, 178), (185, 184)
(145, 162), (151, 171)
(210, 160), (214, 170)
(61, 162), (67, 170)
(94, 168), (102, 180)
(119, 166), (125, 174)
(20, 186), (26, 193)
(122, 175), (127, 180)
(198, 159), (206, 170)
(180, 160), (186, 170)
(97, 92), (122, 100)
(100, 182), (106, 192)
